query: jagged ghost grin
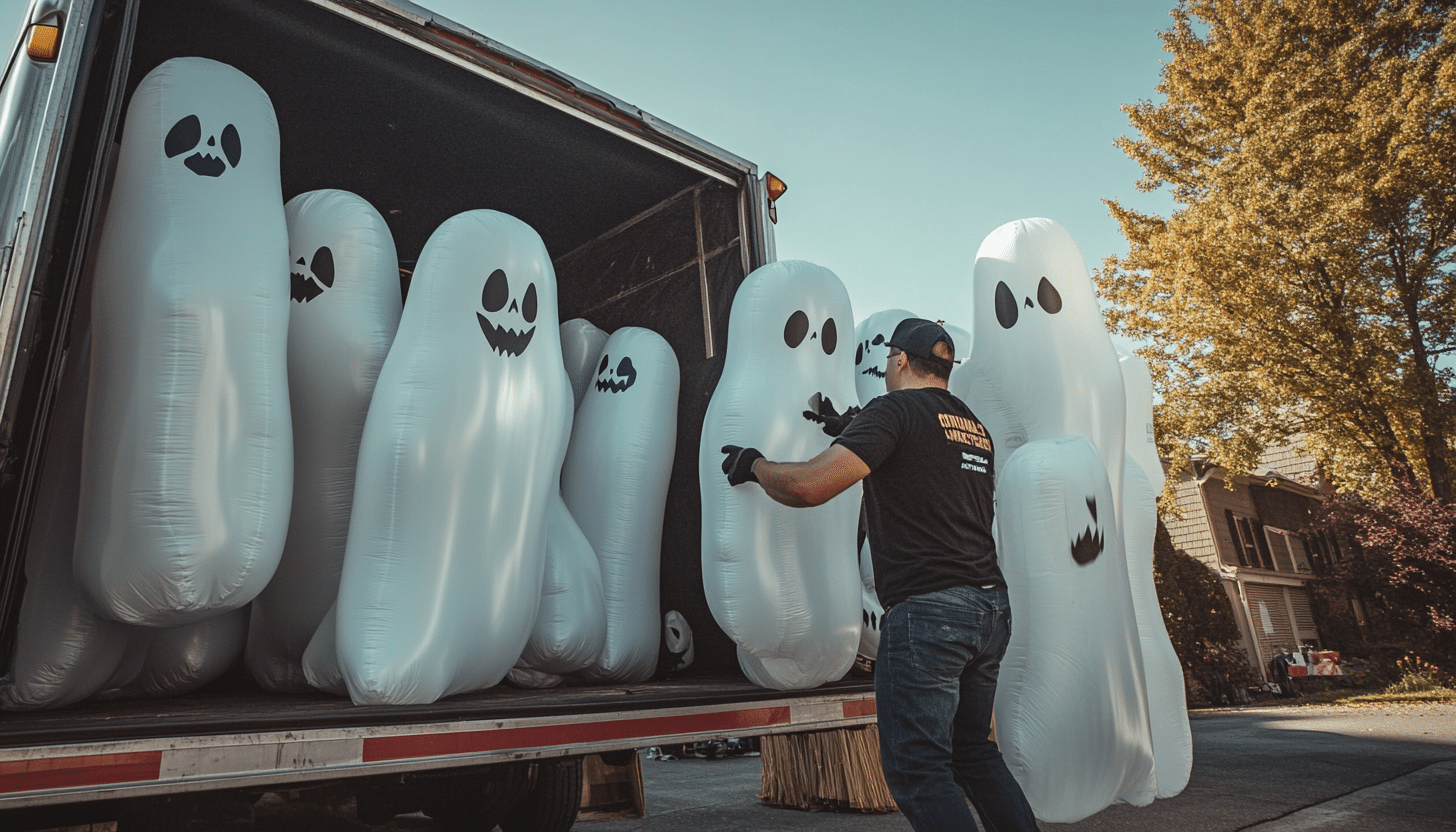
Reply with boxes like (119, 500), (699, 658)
(477, 314), (535, 357)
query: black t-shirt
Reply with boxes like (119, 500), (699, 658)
(833, 386), (1002, 607)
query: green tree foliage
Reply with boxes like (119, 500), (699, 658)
(1099, 0), (1456, 499)
(1308, 482), (1456, 667)
(1152, 521), (1254, 698)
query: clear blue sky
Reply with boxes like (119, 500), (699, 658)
(3, 0), (1176, 345)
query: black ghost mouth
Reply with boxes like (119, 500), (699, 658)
(477, 313), (535, 357)
(291, 272), (324, 303)
(1070, 496), (1104, 564)
(184, 153), (228, 177)
(861, 365), (886, 379)
(595, 375), (633, 393)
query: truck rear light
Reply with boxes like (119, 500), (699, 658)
(764, 172), (786, 224)
(27, 23), (61, 61)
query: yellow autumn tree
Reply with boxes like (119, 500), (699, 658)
(1100, 0), (1456, 499)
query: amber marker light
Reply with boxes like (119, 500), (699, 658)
(27, 23), (61, 62)
(764, 172), (787, 224)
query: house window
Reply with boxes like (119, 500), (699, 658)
(1265, 527), (1312, 574)
(1225, 511), (1273, 569)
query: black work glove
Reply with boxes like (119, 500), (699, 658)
(720, 445), (765, 486)
(803, 396), (861, 437)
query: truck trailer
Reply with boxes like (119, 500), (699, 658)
(0, 1), (876, 828)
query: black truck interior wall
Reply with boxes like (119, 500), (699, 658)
(0, 0), (756, 677)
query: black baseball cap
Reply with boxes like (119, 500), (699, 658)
(886, 318), (955, 370)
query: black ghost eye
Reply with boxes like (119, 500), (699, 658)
(598, 353), (609, 374)
(871, 333), (885, 345)
(821, 318), (837, 355)
(221, 124), (241, 168)
(855, 342), (863, 365)
(522, 283), (538, 323)
(618, 356), (634, 377)
(784, 310), (809, 348)
(482, 269), (508, 313)
(311, 246), (335, 288)
(995, 281), (1019, 329)
(1037, 276), (1063, 314)
(165, 115), (201, 158)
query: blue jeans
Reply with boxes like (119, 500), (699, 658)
(876, 585), (1037, 832)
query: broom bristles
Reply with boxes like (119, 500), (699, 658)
(760, 726), (899, 813)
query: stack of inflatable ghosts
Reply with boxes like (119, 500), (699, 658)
(947, 217), (1192, 822)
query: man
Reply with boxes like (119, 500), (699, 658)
(720, 318), (1036, 832)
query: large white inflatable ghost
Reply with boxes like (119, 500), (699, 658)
(564, 327), (679, 684)
(700, 260), (861, 691)
(73, 57), (291, 626)
(1119, 348), (1193, 797)
(246, 189), (402, 693)
(950, 218), (1156, 821)
(0, 338), (132, 711)
(300, 601), (345, 696)
(942, 322), (972, 364)
(560, 318), (609, 410)
(333, 209), (571, 706)
(852, 308), (918, 409)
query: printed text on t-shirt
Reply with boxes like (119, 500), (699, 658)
(938, 413), (992, 452)
(961, 451), (988, 472)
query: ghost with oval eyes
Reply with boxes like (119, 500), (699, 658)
(245, 189), (402, 692)
(563, 327), (679, 683)
(74, 57), (291, 626)
(332, 209), (570, 706)
(700, 260), (861, 690)
(949, 218), (1156, 821)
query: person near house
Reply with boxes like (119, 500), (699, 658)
(719, 317), (1036, 832)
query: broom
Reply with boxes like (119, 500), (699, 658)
(759, 725), (899, 813)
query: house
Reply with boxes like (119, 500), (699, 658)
(1163, 440), (1343, 682)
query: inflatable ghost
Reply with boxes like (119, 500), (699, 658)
(96, 608), (248, 700)
(700, 260), (861, 690)
(852, 308), (918, 408)
(246, 189), (402, 693)
(74, 57), (291, 626)
(564, 327), (679, 684)
(0, 337), (133, 711)
(300, 602), (345, 696)
(333, 209), (571, 705)
(514, 489), (607, 679)
(950, 218), (1155, 821)
(1119, 349), (1193, 797)
(661, 610), (695, 674)
(560, 318), (609, 410)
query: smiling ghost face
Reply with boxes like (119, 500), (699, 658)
(164, 115), (242, 177)
(855, 332), (887, 380)
(476, 268), (537, 357)
(594, 353), (637, 393)
(782, 309), (838, 356)
(290, 246), (335, 303)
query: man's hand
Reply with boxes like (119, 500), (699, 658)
(803, 395), (861, 437)
(721, 445), (765, 486)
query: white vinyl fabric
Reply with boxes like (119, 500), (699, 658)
(1119, 349), (1193, 797)
(73, 57), (292, 626)
(951, 218), (1156, 822)
(0, 337), (131, 710)
(852, 308), (917, 408)
(515, 491), (606, 678)
(96, 608), (248, 699)
(699, 260), (860, 690)
(559, 318), (609, 410)
(246, 189), (401, 693)
(563, 327), (679, 684)
(333, 210), (571, 705)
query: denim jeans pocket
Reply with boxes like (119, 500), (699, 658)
(905, 609), (980, 680)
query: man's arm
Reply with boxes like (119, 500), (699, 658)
(750, 444), (870, 508)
